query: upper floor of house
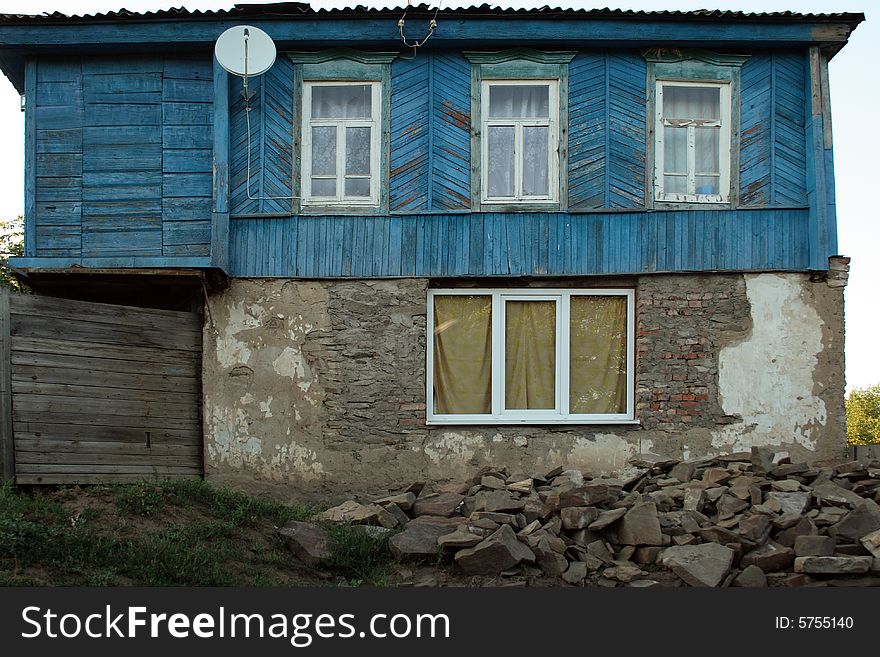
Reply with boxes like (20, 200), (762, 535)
(0, 4), (863, 278)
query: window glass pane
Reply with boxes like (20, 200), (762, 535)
(695, 176), (720, 195)
(664, 175), (687, 195)
(522, 126), (549, 196)
(433, 296), (492, 415)
(663, 126), (687, 174)
(505, 300), (556, 410)
(344, 178), (370, 197)
(695, 126), (720, 174)
(311, 126), (336, 176)
(311, 178), (335, 197)
(311, 84), (372, 119)
(487, 126), (515, 197)
(570, 296), (628, 414)
(489, 85), (550, 118)
(663, 85), (720, 121)
(345, 126), (371, 176)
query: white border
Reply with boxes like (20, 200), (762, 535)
(302, 80), (381, 207)
(480, 79), (560, 205)
(654, 79), (731, 204)
(426, 288), (637, 425)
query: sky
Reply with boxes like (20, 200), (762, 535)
(0, 0), (875, 392)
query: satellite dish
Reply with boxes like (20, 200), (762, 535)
(214, 25), (276, 77)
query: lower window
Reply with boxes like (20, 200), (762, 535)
(427, 289), (635, 424)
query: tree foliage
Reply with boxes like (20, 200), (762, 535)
(0, 215), (25, 293)
(846, 385), (880, 445)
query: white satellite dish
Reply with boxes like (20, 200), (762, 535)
(214, 25), (276, 77)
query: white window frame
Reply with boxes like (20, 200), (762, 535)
(426, 288), (637, 425)
(480, 79), (560, 205)
(301, 80), (381, 207)
(654, 80), (731, 204)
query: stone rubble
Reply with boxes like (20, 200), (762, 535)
(283, 449), (880, 587)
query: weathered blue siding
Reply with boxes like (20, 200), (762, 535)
(739, 52), (808, 207)
(229, 56), (294, 216)
(389, 56), (430, 212)
(22, 46), (831, 277)
(31, 57), (212, 260)
(227, 209), (810, 277)
(568, 52), (647, 209)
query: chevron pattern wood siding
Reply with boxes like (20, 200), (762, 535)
(740, 52), (807, 207)
(390, 56), (430, 211)
(607, 53), (647, 208)
(568, 53), (607, 210)
(229, 58), (295, 216)
(568, 52), (646, 209)
(228, 209), (810, 277)
(431, 52), (471, 210)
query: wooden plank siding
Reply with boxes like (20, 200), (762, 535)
(24, 47), (828, 277)
(30, 56), (213, 264)
(7, 294), (203, 484)
(228, 208), (810, 277)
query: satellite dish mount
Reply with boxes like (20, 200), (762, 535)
(214, 26), (297, 202)
(214, 25), (277, 100)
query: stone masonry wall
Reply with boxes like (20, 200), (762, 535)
(202, 270), (847, 502)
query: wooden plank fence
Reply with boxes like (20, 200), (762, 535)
(0, 289), (203, 484)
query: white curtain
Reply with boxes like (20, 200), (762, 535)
(663, 85), (719, 121)
(488, 85), (549, 118)
(312, 84), (371, 119)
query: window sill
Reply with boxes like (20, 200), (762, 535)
(426, 418), (641, 426)
(477, 201), (561, 213)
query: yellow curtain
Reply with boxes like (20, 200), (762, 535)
(570, 295), (628, 414)
(433, 295), (492, 414)
(505, 300), (556, 409)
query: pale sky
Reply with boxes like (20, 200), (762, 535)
(0, 0), (875, 392)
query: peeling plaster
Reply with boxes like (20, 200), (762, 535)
(713, 274), (826, 452)
(567, 434), (639, 474)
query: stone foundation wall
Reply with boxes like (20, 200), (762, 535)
(202, 269), (847, 502)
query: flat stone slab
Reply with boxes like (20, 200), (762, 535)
(794, 556), (873, 575)
(660, 543), (734, 587)
(389, 522), (456, 560)
(412, 492), (464, 517)
(278, 521), (331, 565)
(454, 524), (535, 575)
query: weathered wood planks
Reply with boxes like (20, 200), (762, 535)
(8, 293), (203, 484)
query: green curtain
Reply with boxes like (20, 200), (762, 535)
(433, 295), (492, 414)
(505, 300), (556, 410)
(569, 295), (628, 414)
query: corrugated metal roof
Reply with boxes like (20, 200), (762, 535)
(0, 3), (866, 25)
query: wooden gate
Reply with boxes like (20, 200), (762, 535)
(0, 291), (203, 484)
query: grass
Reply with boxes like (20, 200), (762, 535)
(0, 480), (396, 587)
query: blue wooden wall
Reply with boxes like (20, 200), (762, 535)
(739, 52), (808, 207)
(32, 57), (212, 259)
(227, 209), (810, 277)
(26, 47), (826, 277)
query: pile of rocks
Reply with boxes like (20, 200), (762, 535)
(280, 448), (880, 587)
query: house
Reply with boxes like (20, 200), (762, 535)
(0, 4), (862, 497)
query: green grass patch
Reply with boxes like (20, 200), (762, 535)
(0, 481), (390, 587)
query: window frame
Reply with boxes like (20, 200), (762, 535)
(464, 49), (575, 212)
(301, 80), (382, 208)
(479, 79), (560, 205)
(426, 288), (637, 425)
(654, 79), (732, 204)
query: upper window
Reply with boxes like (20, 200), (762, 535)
(654, 81), (731, 203)
(480, 80), (560, 204)
(427, 289), (635, 424)
(302, 81), (381, 207)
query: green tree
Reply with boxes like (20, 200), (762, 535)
(846, 385), (880, 445)
(0, 215), (25, 292)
